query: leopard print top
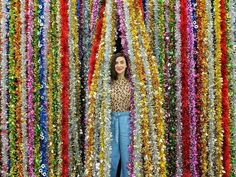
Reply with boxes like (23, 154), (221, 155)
(111, 78), (131, 112)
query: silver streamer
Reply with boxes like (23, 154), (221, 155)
(0, 0), (9, 176)
(174, 0), (183, 176)
(229, 0), (236, 175)
(206, 0), (216, 176)
(100, 1), (114, 176)
(153, 0), (160, 63)
(123, 1), (144, 176)
(138, 35), (159, 175)
(20, 0), (28, 175)
(68, 0), (78, 174)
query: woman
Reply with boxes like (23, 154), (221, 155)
(110, 52), (131, 177)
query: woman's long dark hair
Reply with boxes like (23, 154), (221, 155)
(110, 52), (129, 81)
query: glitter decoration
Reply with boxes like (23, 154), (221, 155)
(220, 0), (231, 176)
(153, 0), (165, 86)
(39, 0), (49, 176)
(229, 0), (236, 175)
(60, 0), (70, 175)
(26, 0), (36, 176)
(163, 0), (177, 176)
(206, 0), (216, 175)
(8, 0), (19, 175)
(187, 0), (198, 175)
(90, 0), (100, 36)
(213, 0), (224, 175)
(180, 0), (191, 176)
(195, 0), (209, 175)
(14, 0), (24, 175)
(174, 0), (183, 176)
(20, 0), (29, 175)
(32, 0), (42, 175)
(68, 0), (83, 175)
(0, 0), (10, 175)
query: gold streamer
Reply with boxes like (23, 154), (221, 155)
(196, 0), (209, 176)
(213, 0), (223, 175)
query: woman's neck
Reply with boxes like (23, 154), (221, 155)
(117, 73), (125, 80)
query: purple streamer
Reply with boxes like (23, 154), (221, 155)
(26, 0), (35, 176)
(91, 0), (99, 35)
(187, 0), (198, 176)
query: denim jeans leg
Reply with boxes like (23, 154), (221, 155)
(110, 114), (120, 177)
(119, 113), (130, 177)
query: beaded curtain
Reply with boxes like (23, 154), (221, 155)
(0, 0), (235, 176)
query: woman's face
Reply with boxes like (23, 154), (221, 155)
(115, 56), (127, 75)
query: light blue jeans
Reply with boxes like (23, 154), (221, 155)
(110, 112), (130, 177)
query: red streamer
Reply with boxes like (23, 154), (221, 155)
(138, 0), (144, 21)
(180, 0), (191, 176)
(88, 3), (105, 87)
(220, 0), (231, 175)
(60, 0), (69, 176)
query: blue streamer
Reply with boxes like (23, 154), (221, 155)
(142, 0), (147, 24)
(39, 0), (48, 176)
(191, 0), (198, 61)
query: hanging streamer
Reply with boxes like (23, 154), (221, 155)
(60, 0), (69, 175)
(20, 0), (28, 175)
(196, 0), (208, 175)
(39, 0), (49, 176)
(0, 0), (10, 175)
(229, 0), (236, 175)
(187, 0), (198, 175)
(15, 0), (24, 175)
(213, 0), (224, 175)
(220, 0), (231, 175)
(163, 0), (177, 175)
(32, 0), (42, 175)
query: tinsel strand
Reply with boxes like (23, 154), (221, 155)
(206, 0), (216, 175)
(8, 0), (18, 175)
(15, 0), (24, 175)
(20, 0), (28, 175)
(123, 1), (144, 175)
(136, 2), (167, 176)
(60, 0), (69, 175)
(33, 0), (42, 175)
(229, 0), (236, 175)
(195, 0), (209, 175)
(26, 0), (35, 175)
(0, 0), (10, 175)
(180, 0), (191, 175)
(163, 0), (177, 175)
(220, 0), (231, 175)
(187, 0), (198, 175)
(174, 0), (183, 176)
(213, 0), (224, 175)
(39, 0), (49, 175)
